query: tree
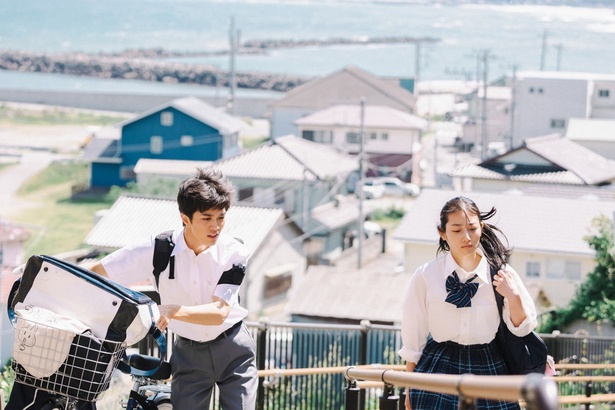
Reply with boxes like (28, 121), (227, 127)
(540, 215), (615, 332)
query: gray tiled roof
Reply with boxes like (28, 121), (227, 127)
(295, 104), (427, 130)
(288, 265), (409, 323)
(270, 65), (416, 112)
(115, 97), (245, 135)
(211, 135), (358, 181)
(454, 134), (615, 186)
(84, 195), (285, 254)
(393, 188), (615, 256)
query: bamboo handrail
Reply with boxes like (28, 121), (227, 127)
(345, 368), (559, 410)
(555, 363), (615, 370)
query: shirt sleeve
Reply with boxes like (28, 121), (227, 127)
(398, 264), (430, 364)
(501, 264), (538, 337)
(100, 235), (156, 287)
(213, 239), (250, 305)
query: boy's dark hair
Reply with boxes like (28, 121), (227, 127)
(177, 168), (234, 219)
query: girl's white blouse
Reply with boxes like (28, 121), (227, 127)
(398, 250), (537, 364)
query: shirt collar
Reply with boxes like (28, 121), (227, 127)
(444, 249), (490, 284)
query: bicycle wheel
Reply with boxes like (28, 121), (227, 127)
(39, 400), (64, 410)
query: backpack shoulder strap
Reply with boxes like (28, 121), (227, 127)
(153, 230), (175, 289)
(489, 264), (504, 318)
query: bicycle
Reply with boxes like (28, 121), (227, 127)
(8, 310), (172, 410)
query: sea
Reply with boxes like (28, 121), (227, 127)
(0, 0), (614, 95)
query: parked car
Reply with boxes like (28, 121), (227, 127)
(357, 179), (385, 199)
(365, 177), (420, 197)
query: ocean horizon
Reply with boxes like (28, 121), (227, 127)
(1, 1), (614, 92)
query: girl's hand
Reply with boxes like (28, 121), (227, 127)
(492, 267), (520, 300)
(405, 388), (411, 410)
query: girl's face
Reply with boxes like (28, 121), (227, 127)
(439, 210), (482, 258)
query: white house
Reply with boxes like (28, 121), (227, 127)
(269, 65), (417, 138)
(83, 195), (306, 320)
(294, 104), (426, 183)
(511, 71), (615, 147)
(392, 188), (615, 315)
(565, 118), (615, 161)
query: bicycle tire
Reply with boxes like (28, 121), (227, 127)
(39, 401), (63, 410)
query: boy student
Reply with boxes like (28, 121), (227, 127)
(91, 168), (257, 409)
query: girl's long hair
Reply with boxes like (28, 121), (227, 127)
(436, 196), (512, 269)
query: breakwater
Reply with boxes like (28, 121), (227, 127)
(0, 50), (311, 93)
(0, 36), (436, 92)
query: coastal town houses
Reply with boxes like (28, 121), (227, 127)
(269, 65), (417, 138)
(294, 104), (427, 184)
(84, 195), (305, 320)
(207, 135), (382, 264)
(84, 96), (245, 188)
(450, 134), (615, 193)
(392, 188), (615, 331)
(459, 86), (512, 155)
(509, 71), (615, 148)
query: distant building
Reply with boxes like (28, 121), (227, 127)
(85, 97), (245, 188)
(269, 65), (417, 138)
(451, 134), (615, 192)
(510, 71), (615, 147)
(565, 118), (615, 161)
(295, 104), (426, 183)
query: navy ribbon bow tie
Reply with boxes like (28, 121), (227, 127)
(445, 271), (479, 308)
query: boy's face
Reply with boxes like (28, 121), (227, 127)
(181, 207), (226, 248)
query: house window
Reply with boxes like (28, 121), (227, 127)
(316, 130), (333, 144)
(546, 259), (582, 281)
(598, 89), (610, 98)
(346, 132), (361, 144)
(238, 187), (254, 202)
(538, 88), (544, 94)
(526, 261), (540, 278)
(161, 111), (173, 126)
(150, 136), (163, 154)
(529, 87), (534, 93)
(370, 132), (377, 140)
(302, 130), (315, 141)
(274, 188), (285, 205)
(550, 119), (565, 129)
(381, 132), (389, 141)
(264, 265), (294, 299)
(180, 135), (193, 146)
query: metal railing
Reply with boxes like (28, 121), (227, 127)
(135, 319), (615, 409)
(344, 368), (559, 410)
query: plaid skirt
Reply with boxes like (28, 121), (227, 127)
(410, 338), (520, 410)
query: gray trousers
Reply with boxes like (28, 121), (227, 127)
(170, 323), (257, 409)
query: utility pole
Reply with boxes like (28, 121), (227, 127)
(357, 97), (366, 269)
(508, 65), (517, 150)
(540, 30), (548, 71)
(228, 17), (238, 115)
(414, 43), (421, 97)
(481, 49), (489, 160)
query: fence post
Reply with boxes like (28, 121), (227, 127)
(256, 317), (269, 410)
(521, 373), (559, 410)
(359, 320), (371, 410)
(345, 378), (362, 410)
(379, 383), (399, 410)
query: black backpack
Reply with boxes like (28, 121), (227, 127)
(151, 230), (246, 291)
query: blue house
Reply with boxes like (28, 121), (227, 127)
(86, 97), (244, 188)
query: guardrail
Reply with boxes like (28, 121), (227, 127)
(344, 368), (559, 410)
